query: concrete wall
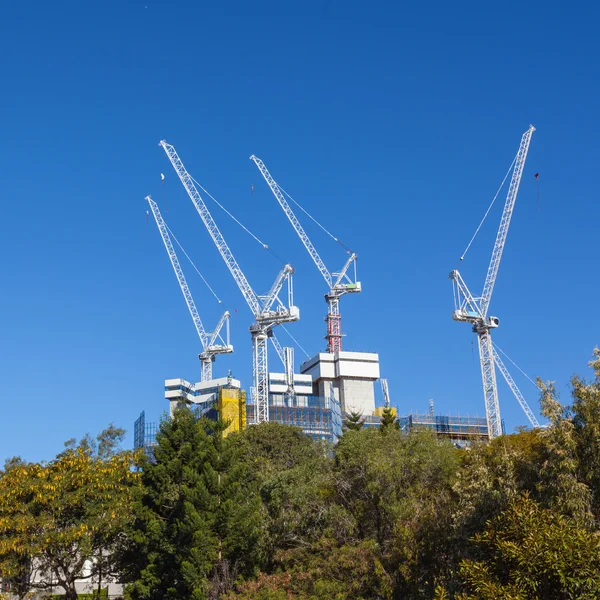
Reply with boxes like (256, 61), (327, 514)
(340, 378), (376, 415)
(300, 351), (380, 416)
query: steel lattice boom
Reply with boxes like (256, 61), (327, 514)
(160, 142), (299, 423)
(450, 125), (536, 438)
(146, 195), (233, 382)
(251, 155), (361, 353)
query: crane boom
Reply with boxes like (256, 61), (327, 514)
(160, 141), (262, 317)
(146, 195), (209, 345)
(146, 195), (232, 382)
(251, 154), (361, 353)
(250, 155), (333, 287)
(161, 141), (300, 423)
(480, 125), (535, 315)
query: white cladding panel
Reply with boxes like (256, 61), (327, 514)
(300, 353), (336, 379)
(336, 357), (380, 379)
(269, 373), (313, 394)
(300, 352), (380, 381)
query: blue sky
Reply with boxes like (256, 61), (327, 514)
(1, 0), (598, 462)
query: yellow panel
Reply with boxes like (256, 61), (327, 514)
(373, 406), (397, 417)
(218, 389), (247, 437)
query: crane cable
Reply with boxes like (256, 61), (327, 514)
(188, 174), (287, 265)
(493, 342), (538, 387)
(459, 153), (517, 262)
(278, 185), (353, 254)
(281, 325), (311, 359)
(165, 223), (223, 304)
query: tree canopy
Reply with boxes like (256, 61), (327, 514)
(3, 349), (600, 600)
(0, 427), (137, 600)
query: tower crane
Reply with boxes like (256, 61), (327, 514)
(250, 155), (360, 353)
(159, 141), (300, 424)
(146, 195), (233, 382)
(450, 125), (539, 438)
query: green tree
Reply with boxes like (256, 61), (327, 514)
(570, 348), (600, 516)
(537, 378), (594, 527)
(231, 423), (335, 572)
(457, 495), (600, 599)
(332, 428), (459, 597)
(342, 411), (365, 431)
(0, 428), (137, 600)
(125, 407), (264, 600)
(379, 407), (399, 433)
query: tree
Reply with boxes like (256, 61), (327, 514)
(332, 428), (459, 597)
(537, 378), (594, 527)
(457, 495), (600, 599)
(124, 407), (264, 600)
(230, 422), (322, 479)
(342, 411), (365, 431)
(570, 348), (600, 516)
(379, 407), (399, 433)
(0, 428), (138, 600)
(225, 539), (394, 600)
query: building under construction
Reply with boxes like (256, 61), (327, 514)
(133, 410), (158, 460)
(398, 413), (489, 445)
(139, 130), (542, 447)
(165, 375), (247, 437)
(247, 393), (342, 443)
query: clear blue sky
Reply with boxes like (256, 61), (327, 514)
(1, 0), (598, 462)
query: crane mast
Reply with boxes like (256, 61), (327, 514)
(146, 195), (233, 382)
(250, 155), (361, 353)
(160, 142), (299, 423)
(450, 125), (536, 439)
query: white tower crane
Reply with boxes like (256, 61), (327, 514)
(450, 125), (539, 439)
(146, 195), (233, 382)
(250, 155), (361, 353)
(159, 141), (300, 424)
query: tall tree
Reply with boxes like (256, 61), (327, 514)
(379, 407), (400, 433)
(125, 407), (263, 600)
(0, 428), (137, 600)
(570, 348), (600, 516)
(537, 378), (594, 527)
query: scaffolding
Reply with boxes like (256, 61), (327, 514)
(398, 413), (489, 444)
(247, 393), (342, 443)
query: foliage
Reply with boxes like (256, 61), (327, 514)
(6, 349), (600, 600)
(123, 407), (264, 600)
(342, 411), (365, 431)
(333, 428), (460, 597)
(457, 494), (600, 599)
(225, 539), (394, 600)
(379, 407), (400, 433)
(0, 428), (137, 600)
